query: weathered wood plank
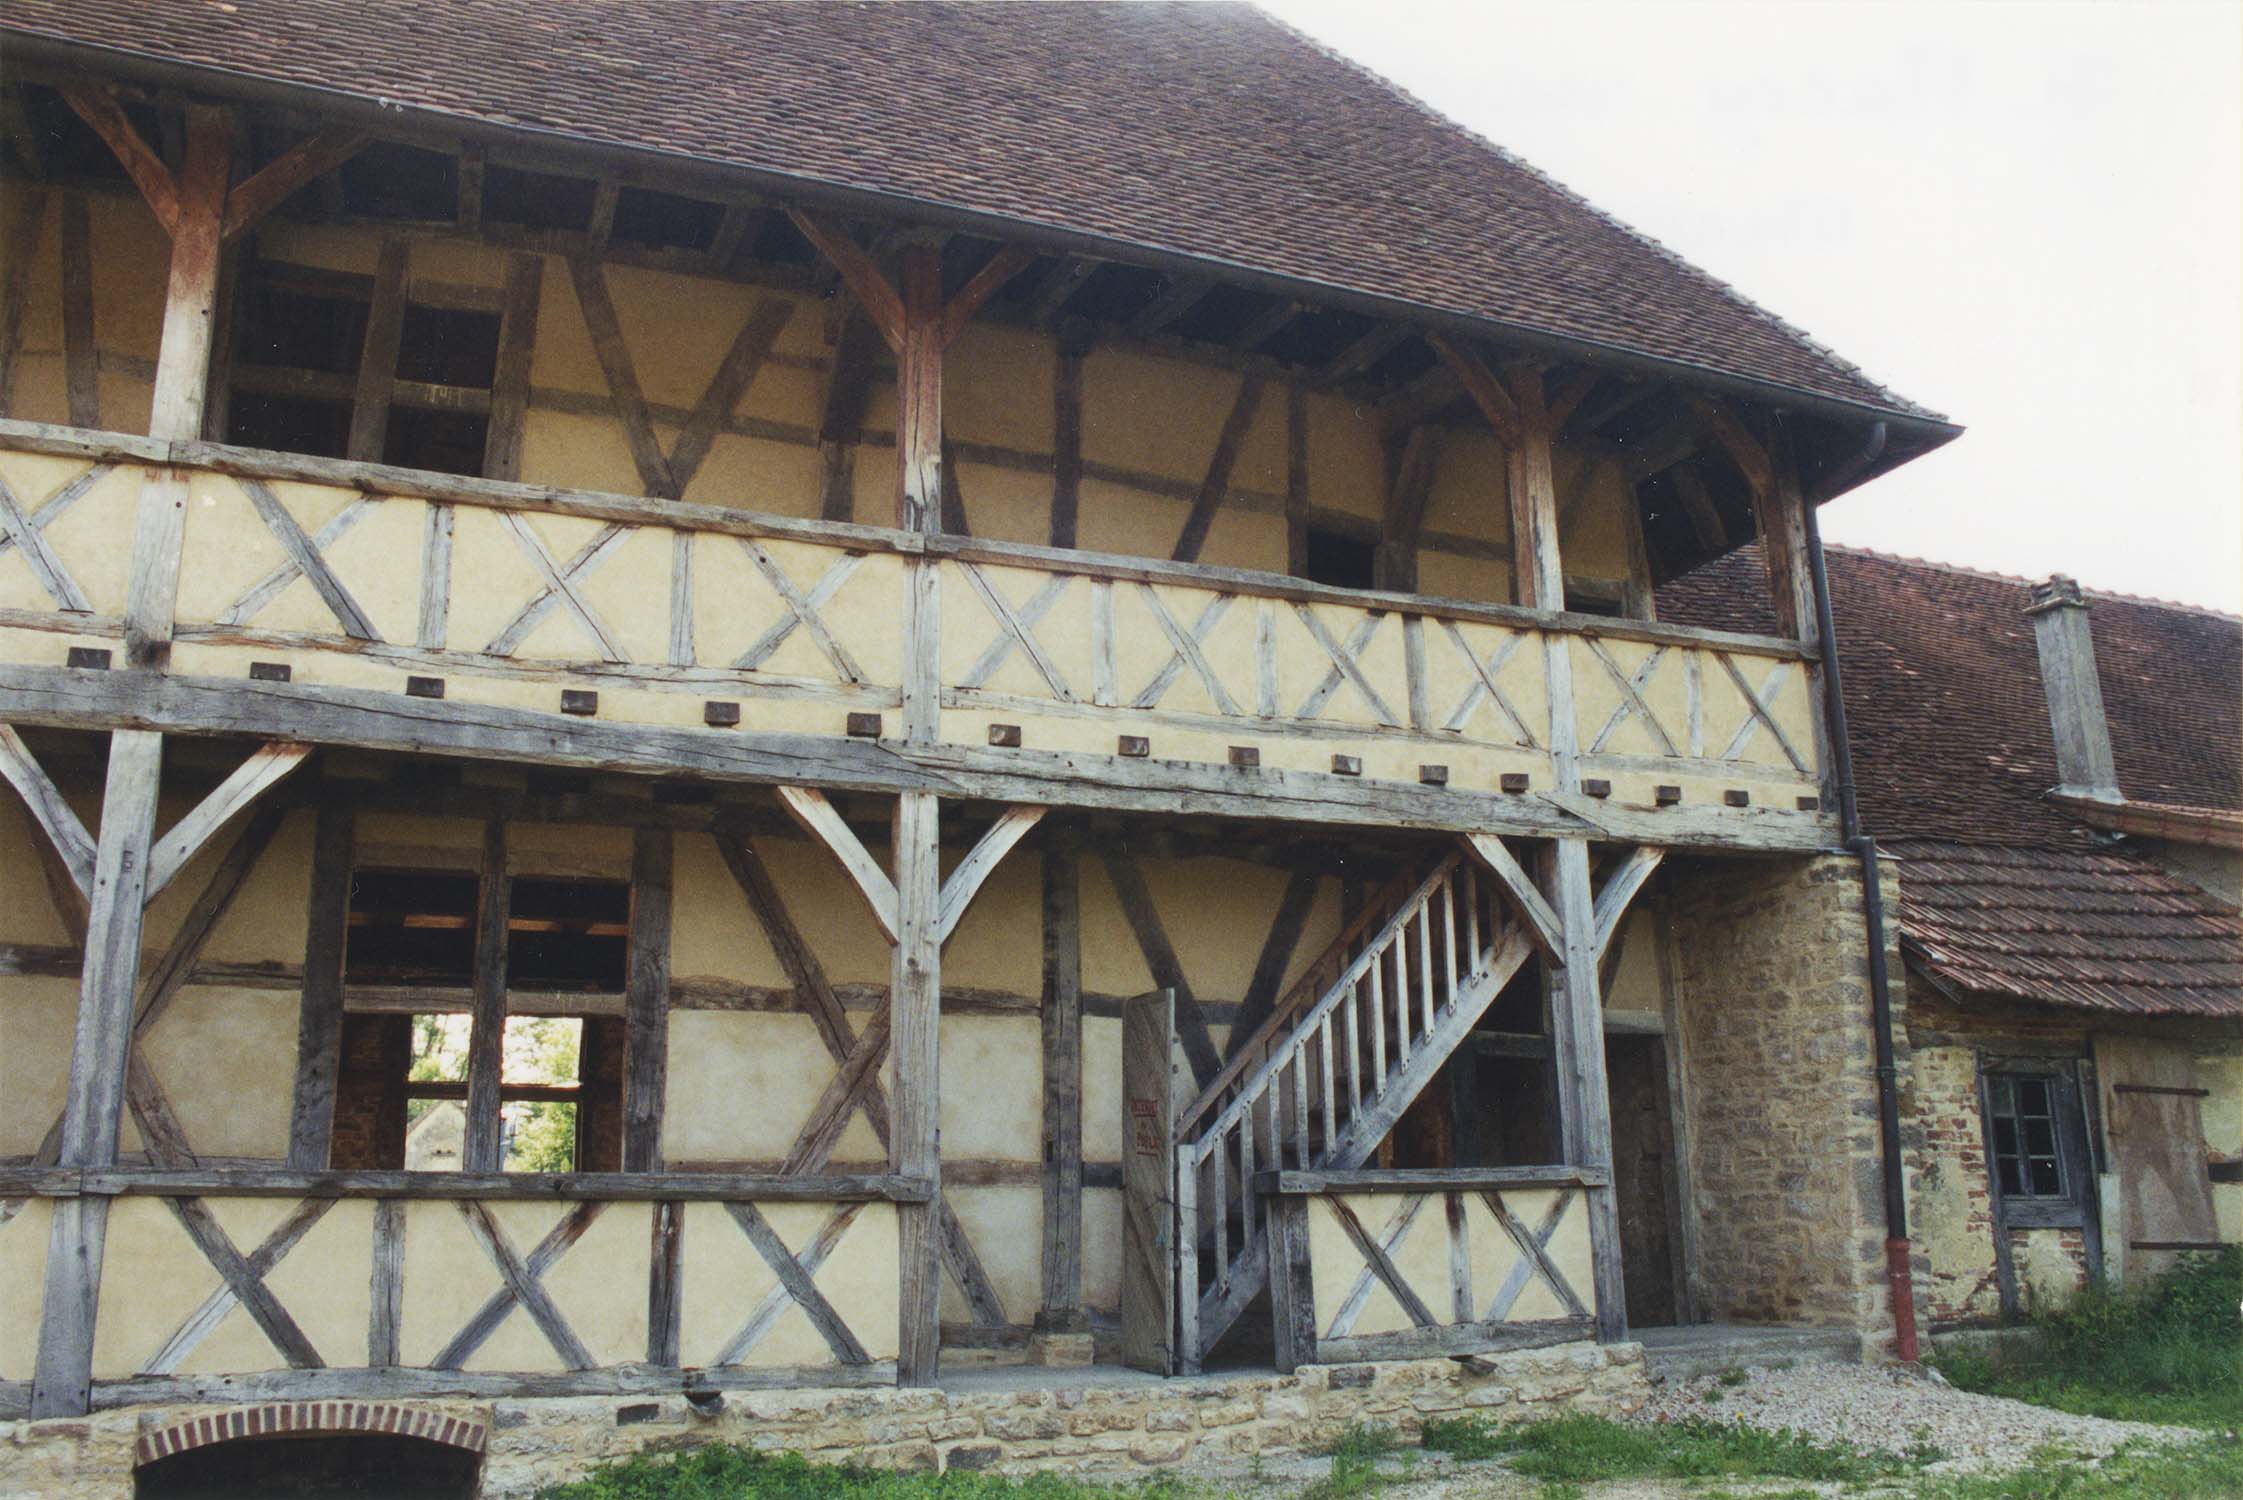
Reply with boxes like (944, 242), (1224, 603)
(569, 257), (679, 499)
(287, 799), (354, 1171)
(934, 805), (1045, 942)
(1101, 856), (1221, 1089)
(346, 239), (409, 462)
(623, 827), (673, 1173)
(370, 1196), (404, 1366)
(4, 1167), (931, 1202)
(145, 741), (311, 902)
(1039, 826), (1084, 1331)
(646, 1198), (683, 1367)
(773, 786), (900, 942)
(58, 194), (99, 429)
(890, 790), (942, 1383)
(0, 722), (96, 896)
(1462, 833), (1563, 963)
(482, 254), (543, 482)
(461, 819), (511, 1174)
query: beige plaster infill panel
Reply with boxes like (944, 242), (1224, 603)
(91, 1197), (226, 1379)
(936, 1012), (1043, 1162)
(0, 792), (73, 947)
(0, 453), (142, 619)
(941, 1182), (1040, 1327)
(0, 1197), (52, 1381)
(0, 977), (75, 1155)
(677, 1198), (900, 1367)
(172, 1197), (372, 1376)
(137, 985), (299, 1160)
(662, 1008), (880, 1165)
(397, 1199), (510, 1369)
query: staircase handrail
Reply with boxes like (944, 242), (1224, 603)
(1181, 852), (1464, 1166)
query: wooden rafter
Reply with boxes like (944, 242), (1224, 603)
(939, 244), (1036, 345)
(786, 208), (905, 349)
(1669, 460), (1729, 551)
(1688, 396), (1774, 498)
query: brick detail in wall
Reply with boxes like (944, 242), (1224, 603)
(137, 1402), (489, 1464)
(331, 1013), (410, 1170)
(1669, 854), (1904, 1348)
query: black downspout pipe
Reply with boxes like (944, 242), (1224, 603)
(1800, 420), (1920, 1362)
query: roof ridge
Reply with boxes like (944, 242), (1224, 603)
(1249, 4), (1943, 424)
(1825, 544), (2243, 623)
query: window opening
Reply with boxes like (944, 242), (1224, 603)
(1987, 1072), (2068, 1199)
(337, 863), (628, 1172)
(1303, 526), (1378, 591)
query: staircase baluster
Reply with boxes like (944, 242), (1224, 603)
(1463, 862), (1481, 969)
(1393, 931), (1412, 1064)
(1442, 874), (1459, 1001)
(1418, 900), (1437, 1035)
(1369, 951), (1388, 1083)
(1291, 1049), (1311, 1167)
(1318, 1013), (1337, 1155)
(1345, 979), (1363, 1113)
(1212, 1132), (1229, 1298)
(1239, 1083), (1256, 1244)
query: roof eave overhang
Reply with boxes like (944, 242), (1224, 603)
(6, 27), (1965, 461)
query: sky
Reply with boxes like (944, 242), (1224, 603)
(1265, 0), (2243, 613)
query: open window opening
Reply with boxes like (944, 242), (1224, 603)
(1302, 525), (1378, 591)
(333, 863), (629, 1172)
(226, 263), (503, 476)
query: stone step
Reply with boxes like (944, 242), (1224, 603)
(1634, 1324), (1864, 1383)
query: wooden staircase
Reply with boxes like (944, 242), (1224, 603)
(1169, 848), (1536, 1368)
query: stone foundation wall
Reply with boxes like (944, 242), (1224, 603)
(0, 1344), (1647, 1499)
(1670, 854), (1904, 1351)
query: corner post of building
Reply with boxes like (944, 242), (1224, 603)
(893, 236), (948, 1384)
(29, 99), (238, 1419)
(1037, 816), (1087, 1336)
(1504, 360), (1629, 1344)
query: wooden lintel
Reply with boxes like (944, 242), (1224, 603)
(1426, 333), (1522, 447)
(59, 84), (180, 234)
(222, 128), (371, 242)
(785, 208), (904, 350)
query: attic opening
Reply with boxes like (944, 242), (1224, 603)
(1302, 525), (1378, 591)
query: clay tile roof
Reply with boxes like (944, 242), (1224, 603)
(0, 0), (1943, 425)
(1659, 545), (2241, 1018)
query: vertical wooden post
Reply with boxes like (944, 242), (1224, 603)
(127, 104), (231, 670)
(462, 817), (511, 1173)
(891, 238), (948, 1381)
(32, 100), (234, 1420)
(891, 789), (942, 1383)
(30, 729), (164, 1416)
(1752, 416), (1817, 647)
(1507, 364), (1628, 1341)
(1038, 822), (1085, 1333)
(623, 826), (674, 1172)
(896, 242), (945, 535)
(1119, 988), (1185, 1373)
(288, 797), (355, 1169)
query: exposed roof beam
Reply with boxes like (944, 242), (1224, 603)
(1320, 321), (1412, 384)
(1130, 273), (1215, 337)
(1030, 255), (1099, 328)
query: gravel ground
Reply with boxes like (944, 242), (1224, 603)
(1636, 1360), (2196, 1472)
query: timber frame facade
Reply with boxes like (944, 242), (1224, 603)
(0, 18), (1956, 1435)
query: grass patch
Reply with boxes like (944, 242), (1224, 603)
(1418, 1412), (1917, 1484)
(1909, 1434), (2243, 1500)
(1934, 1247), (2242, 1428)
(535, 1445), (1201, 1500)
(1302, 1422), (1414, 1499)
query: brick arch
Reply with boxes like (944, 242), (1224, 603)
(136, 1403), (489, 1465)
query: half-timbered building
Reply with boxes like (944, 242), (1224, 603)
(0, 3), (1967, 1490)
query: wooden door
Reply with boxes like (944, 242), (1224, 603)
(1120, 989), (1185, 1373)
(1607, 1034), (1681, 1328)
(2098, 1036), (2220, 1281)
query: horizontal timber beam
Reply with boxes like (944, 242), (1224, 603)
(0, 665), (1836, 851)
(0, 1166), (931, 1202)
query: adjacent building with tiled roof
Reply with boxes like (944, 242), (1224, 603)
(1664, 544), (2239, 1326)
